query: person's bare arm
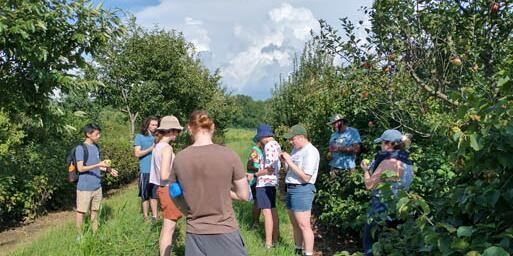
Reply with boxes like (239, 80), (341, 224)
(337, 143), (361, 154)
(230, 177), (249, 201)
(134, 144), (155, 158)
(77, 160), (107, 173)
(160, 146), (172, 184)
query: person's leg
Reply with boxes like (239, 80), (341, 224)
(90, 188), (102, 233)
(271, 208), (279, 244)
(262, 208), (274, 247)
(75, 190), (91, 237)
(142, 200), (149, 220)
(293, 211), (314, 255)
(90, 210), (98, 232)
(251, 184), (260, 226)
(287, 210), (303, 249)
(149, 182), (159, 220)
(268, 187), (279, 244)
(75, 211), (84, 236)
(160, 218), (177, 256)
(150, 199), (158, 219)
(252, 203), (261, 226)
(363, 221), (374, 256)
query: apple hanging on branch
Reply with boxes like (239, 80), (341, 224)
(450, 56), (462, 66)
(490, 2), (499, 14)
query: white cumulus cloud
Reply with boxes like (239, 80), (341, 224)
(221, 3), (319, 94)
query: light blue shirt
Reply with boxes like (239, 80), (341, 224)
(134, 133), (155, 173)
(328, 127), (361, 169)
(76, 143), (102, 191)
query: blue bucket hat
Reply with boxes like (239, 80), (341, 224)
(374, 129), (402, 143)
(255, 124), (273, 140)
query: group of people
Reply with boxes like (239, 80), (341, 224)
(72, 111), (413, 256)
(245, 123), (319, 256)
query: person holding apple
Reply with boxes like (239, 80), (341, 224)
(134, 116), (159, 222)
(281, 124), (320, 256)
(75, 123), (118, 240)
(359, 129), (413, 256)
(327, 114), (361, 177)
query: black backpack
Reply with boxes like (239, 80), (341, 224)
(66, 143), (101, 183)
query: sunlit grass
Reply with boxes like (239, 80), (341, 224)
(9, 129), (295, 256)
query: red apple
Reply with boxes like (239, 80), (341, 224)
(490, 2), (499, 13)
(362, 62), (372, 69)
(362, 91), (369, 98)
(368, 121), (374, 127)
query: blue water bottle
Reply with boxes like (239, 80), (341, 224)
(169, 182), (183, 198)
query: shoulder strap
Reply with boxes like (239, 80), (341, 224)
(94, 142), (102, 159)
(81, 143), (89, 166)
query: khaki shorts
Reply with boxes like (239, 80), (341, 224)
(76, 188), (102, 213)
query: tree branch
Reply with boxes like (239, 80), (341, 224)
(405, 63), (460, 107)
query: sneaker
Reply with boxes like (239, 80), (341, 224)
(151, 216), (157, 223)
(265, 243), (274, 249)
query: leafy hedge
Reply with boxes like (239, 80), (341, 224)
(0, 109), (139, 229)
(269, 0), (513, 254)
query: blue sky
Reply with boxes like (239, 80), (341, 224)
(96, 0), (373, 100)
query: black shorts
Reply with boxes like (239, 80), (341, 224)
(255, 187), (276, 209)
(138, 173), (157, 200)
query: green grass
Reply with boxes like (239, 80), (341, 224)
(9, 128), (295, 256)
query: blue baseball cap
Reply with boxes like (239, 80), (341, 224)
(255, 124), (273, 140)
(374, 129), (402, 143)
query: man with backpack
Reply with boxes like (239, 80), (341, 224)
(73, 123), (118, 239)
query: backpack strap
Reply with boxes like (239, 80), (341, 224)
(93, 142), (102, 159)
(80, 143), (89, 166)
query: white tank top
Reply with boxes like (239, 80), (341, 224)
(149, 142), (175, 186)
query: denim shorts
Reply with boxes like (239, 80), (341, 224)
(285, 183), (316, 212)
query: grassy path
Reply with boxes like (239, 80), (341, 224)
(7, 129), (296, 256)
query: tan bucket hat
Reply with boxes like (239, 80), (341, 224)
(157, 115), (183, 131)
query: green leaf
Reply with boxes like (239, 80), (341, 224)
(451, 238), (469, 250)
(482, 246), (509, 256)
(457, 226), (474, 238)
(469, 133), (482, 151)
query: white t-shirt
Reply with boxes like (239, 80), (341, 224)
(256, 140), (281, 187)
(285, 143), (320, 184)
